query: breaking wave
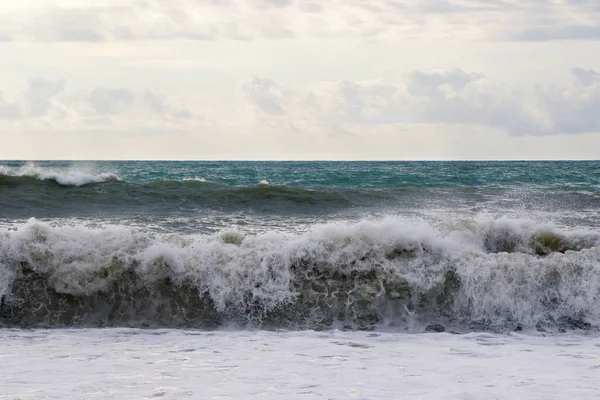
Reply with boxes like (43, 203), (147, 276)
(0, 163), (119, 186)
(1, 218), (599, 332)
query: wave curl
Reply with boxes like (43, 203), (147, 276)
(0, 218), (598, 332)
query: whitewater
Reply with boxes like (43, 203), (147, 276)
(1, 160), (599, 398)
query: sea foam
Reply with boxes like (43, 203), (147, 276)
(1, 217), (598, 331)
(0, 163), (118, 186)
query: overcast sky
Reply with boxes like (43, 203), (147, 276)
(1, 0), (600, 160)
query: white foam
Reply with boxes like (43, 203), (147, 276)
(1, 329), (598, 399)
(0, 162), (118, 186)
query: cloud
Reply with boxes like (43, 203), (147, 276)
(87, 88), (134, 115)
(0, 0), (599, 42)
(143, 90), (167, 114)
(290, 70), (533, 134)
(536, 68), (600, 134)
(242, 67), (600, 136)
(0, 80), (206, 139)
(1, 78), (66, 120)
(142, 89), (195, 120)
(4, 68), (600, 138)
(31, 9), (109, 42)
(513, 25), (600, 41)
(25, 78), (66, 117)
(240, 77), (286, 116)
(571, 67), (600, 86)
(0, 92), (21, 120)
(172, 109), (192, 119)
(403, 69), (534, 134)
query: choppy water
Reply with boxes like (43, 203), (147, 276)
(0, 160), (599, 332)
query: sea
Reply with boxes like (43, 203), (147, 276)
(0, 160), (599, 399)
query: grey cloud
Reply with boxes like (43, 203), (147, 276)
(241, 77), (286, 116)
(21, 4), (210, 42)
(322, 73), (533, 133)
(571, 67), (600, 86)
(143, 90), (167, 114)
(88, 88), (134, 115)
(142, 90), (194, 119)
(414, 0), (496, 14)
(0, 79), (204, 124)
(386, 0), (515, 13)
(260, 23), (295, 39)
(321, 79), (403, 124)
(261, 0), (293, 8)
(33, 9), (108, 42)
(25, 78), (66, 117)
(148, 26), (219, 41)
(402, 69), (534, 134)
(172, 109), (193, 119)
(0, 92), (21, 120)
(388, 0), (600, 41)
(1, 0), (599, 42)
(537, 68), (600, 134)
(513, 25), (600, 41)
(298, 2), (323, 13)
(275, 67), (600, 136)
(87, 116), (113, 126)
(406, 69), (484, 97)
(143, 89), (194, 119)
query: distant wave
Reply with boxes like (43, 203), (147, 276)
(1, 218), (598, 332)
(0, 163), (119, 186)
(0, 177), (357, 218)
(182, 177), (207, 182)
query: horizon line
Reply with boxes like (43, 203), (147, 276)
(0, 158), (598, 162)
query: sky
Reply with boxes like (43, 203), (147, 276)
(1, 0), (600, 160)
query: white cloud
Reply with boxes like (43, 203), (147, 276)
(536, 67), (600, 134)
(31, 8), (111, 42)
(142, 89), (196, 120)
(1, 2), (599, 160)
(240, 67), (600, 136)
(87, 88), (134, 115)
(0, 0), (599, 42)
(240, 77), (286, 116)
(1, 67), (600, 161)
(0, 92), (21, 120)
(25, 78), (66, 117)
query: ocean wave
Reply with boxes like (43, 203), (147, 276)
(182, 177), (207, 182)
(0, 163), (119, 186)
(1, 217), (599, 332)
(0, 177), (357, 220)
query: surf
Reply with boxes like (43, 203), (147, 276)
(0, 217), (598, 332)
(0, 162), (119, 186)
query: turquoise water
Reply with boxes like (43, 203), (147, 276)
(1, 161), (599, 231)
(2, 160), (599, 188)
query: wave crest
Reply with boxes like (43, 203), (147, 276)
(0, 218), (599, 331)
(0, 163), (119, 186)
